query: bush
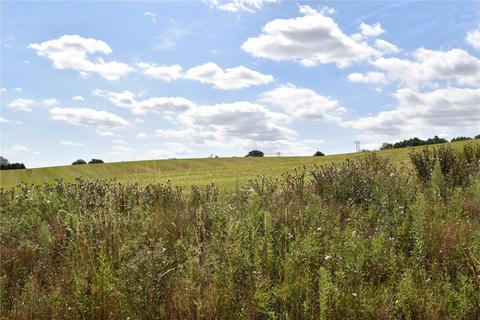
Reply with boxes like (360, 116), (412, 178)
(410, 144), (480, 189)
(0, 162), (26, 170)
(313, 151), (325, 157)
(451, 136), (472, 142)
(246, 150), (264, 157)
(72, 159), (87, 165)
(88, 159), (104, 164)
(380, 135), (448, 150)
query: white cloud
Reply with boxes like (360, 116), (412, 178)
(344, 87), (480, 136)
(347, 71), (387, 84)
(136, 62), (182, 81)
(466, 26), (480, 51)
(94, 89), (195, 117)
(43, 98), (59, 107)
(60, 140), (84, 146)
(28, 35), (131, 80)
(241, 6), (381, 67)
(0, 117), (10, 123)
(3, 144), (29, 156)
(72, 95), (85, 101)
(144, 11), (157, 24)
(359, 22), (385, 38)
(371, 48), (480, 88)
(137, 61), (273, 90)
(111, 145), (133, 155)
(134, 118), (144, 124)
(112, 139), (128, 145)
(14, 87), (23, 92)
(98, 131), (115, 137)
(185, 62), (273, 90)
(260, 84), (346, 121)
(49, 107), (129, 130)
(374, 39), (399, 54)
(209, 0), (277, 13)
(136, 132), (148, 139)
(157, 101), (295, 149)
(93, 89), (137, 108)
(7, 98), (36, 111)
(149, 142), (193, 158)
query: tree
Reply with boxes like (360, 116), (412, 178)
(0, 162), (26, 170)
(451, 136), (472, 142)
(0, 156), (8, 165)
(475, 134), (480, 140)
(246, 150), (264, 157)
(313, 151), (325, 157)
(72, 159), (87, 165)
(88, 159), (104, 164)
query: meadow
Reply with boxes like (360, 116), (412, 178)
(1, 141), (480, 319)
(0, 140), (475, 190)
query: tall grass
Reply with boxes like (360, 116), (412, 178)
(1, 148), (480, 319)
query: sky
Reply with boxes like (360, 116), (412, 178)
(1, 0), (479, 168)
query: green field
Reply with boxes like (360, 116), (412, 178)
(1, 140), (478, 189)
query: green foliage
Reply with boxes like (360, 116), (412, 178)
(1, 150), (480, 319)
(246, 150), (265, 157)
(72, 159), (87, 165)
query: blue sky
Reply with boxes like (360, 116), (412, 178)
(1, 0), (479, 168)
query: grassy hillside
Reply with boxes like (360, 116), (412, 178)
(2, 145), (480, 318)
(1, 140), (478, 189)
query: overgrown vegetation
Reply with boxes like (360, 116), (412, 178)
(1, 145), (480, 319)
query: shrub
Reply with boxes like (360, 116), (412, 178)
(88, 159), (104, 164)
(313, 151), (325, 157)
(72, 159), (87, 165)
(0, 162), (26, 170)
(451, 136), (472, 142)
(246, 150), (264, 157)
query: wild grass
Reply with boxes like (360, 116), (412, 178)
(1, 144), (480, 319)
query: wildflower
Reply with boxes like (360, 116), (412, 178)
(325, 255), (332, 261)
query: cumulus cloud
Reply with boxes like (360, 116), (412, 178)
(347, 71), (387, 84)
(49, 107), (129, 130)
(371, 48), (480, 88)
(241, 5), (381, 67)
(0, 117), (9, 123)
(112, 139), (128, 145)
(156, 101), (296, 150)
(184, 62), (273, 89)
(136, 132), (148, 139)
(374, 39), (399, 54)
(72, 95), (85, 101)
(359, 22), (385, 38)
(3, 144), (29, 156)
(43, 98), (59, 107)
(28, 35), (131, 80)
(344, 87), (480, 136)
(111, 145), (133, 155)
(93, 89), (196, 117)
(466, 26), (480, 51)
(136, 62), (182, 81)
(208, 0), (277, 13)
(260, 84), (346, 121)
(60, 140), (84, 146)
(144, 11), (157, 24)
(149, 142), (194, 158)
(137, 61), (273, 90)
(7, 98), (36, 111)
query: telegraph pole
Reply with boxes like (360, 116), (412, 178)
(355, 140), (361, 152)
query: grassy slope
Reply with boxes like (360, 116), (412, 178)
(1, 139), (478, 189)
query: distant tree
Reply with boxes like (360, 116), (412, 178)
(451, 136), (472, 142)
(313, 151), (325, 157)
(0, 156), (9, 165)
(380, 143), (394, 150)
(379, 135), (448, 150)
(0, 162), (26, 170)
(475, 134), (480, 140)
(246, 150), (264, 157)
(88, 159), (104, 164)
(72, 159), (87, 165)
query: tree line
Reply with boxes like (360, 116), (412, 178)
(380, 134), (480, 150)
